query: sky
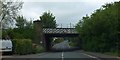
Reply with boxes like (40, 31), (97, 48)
(21, 0), (119, 28)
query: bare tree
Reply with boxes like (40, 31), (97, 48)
(0, 0), (23, 29)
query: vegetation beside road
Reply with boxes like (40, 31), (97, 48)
(103, 52), (119, 57)
(12, 39), (32, 55)
(1, 2), (56, 54)
(12, 39), (44, 55)
(76, 1), (120, 56)
(53, 38), (64, 44)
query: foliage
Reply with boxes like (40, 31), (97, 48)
(32, 44), (45, 53)
(76, 1), (119, 53)
(15, 16), (26, 29)
(12, 28), (34, 39)
(0, 29), (2, 39)
(15, 15), (33, 29)
(63, 37), (80, 47)
(25, 20), (33, 29)
(2, 26), (34, 40)
(53, 38), (64, 44)
(40, 11), (57, 28)
(69, 42), (78, 47)
(0, 0), (23, 28)
(2, 15), (34, 40)
(12, 39), (33, 55)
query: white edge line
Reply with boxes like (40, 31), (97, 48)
(82, 53), (101, 60)
(83, 53), (97, 58)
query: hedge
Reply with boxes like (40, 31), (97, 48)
(12, 39), (33, 55)
(12, 39), (45, 55)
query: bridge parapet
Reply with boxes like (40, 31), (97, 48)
(43, 28), (78, 34)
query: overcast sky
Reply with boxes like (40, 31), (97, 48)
(21, 0), (119, 28)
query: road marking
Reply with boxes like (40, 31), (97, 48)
(82, 53), (101, 60)
(62, 52), (64, 60)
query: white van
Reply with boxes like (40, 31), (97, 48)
(0, 39), (13, 53)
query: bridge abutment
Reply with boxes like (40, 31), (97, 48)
(33, 20), (46, 47)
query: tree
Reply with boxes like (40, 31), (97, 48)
(2, 15), (34, 39)
(15, 15), (26, 29)
(76, 1), (120, 53)
(25, 20), (33, 29)
(14, 15), (33, 39)
(39, 11), (56, 28)
(0, 0), (23, 29)
(15, 15), (33, 29)
(0, 1), (2, 15)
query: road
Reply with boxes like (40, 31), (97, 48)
(52, 40), (71, 50)
(2, 41), (119, 60)
(2, 50), (119, 60)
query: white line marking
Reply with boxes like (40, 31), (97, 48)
(82, 53), (101, 60)
(82, 53), (97, 58)
(62, 52), (64, 60)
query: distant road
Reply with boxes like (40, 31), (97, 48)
(52, 40), (71, 50)
(2, 50), (119, 60)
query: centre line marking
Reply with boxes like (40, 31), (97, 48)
(62, 52), (64, 60)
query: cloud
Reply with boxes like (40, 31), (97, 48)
(21, 0), (119, 27)
(22, 0), (119, 2)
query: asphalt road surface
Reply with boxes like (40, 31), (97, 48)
(52, 40), (71, 50)
(2, 41), (119, 60)
(2, 50), (119, 60)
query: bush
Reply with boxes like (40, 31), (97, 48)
(32, 44), (45, 54)
(12, 39), (33, 55)
(69, 42), (77, 47)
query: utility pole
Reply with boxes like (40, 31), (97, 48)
(70, 23), (71, 28)
(61, 24), (62, 28)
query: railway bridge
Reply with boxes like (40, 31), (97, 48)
(33, 20), (79, 51)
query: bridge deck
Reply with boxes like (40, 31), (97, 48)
(43, 28), (78, 34)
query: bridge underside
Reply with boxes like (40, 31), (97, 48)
(45, 33), (79, 37)
(44, 33), (79, 51)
